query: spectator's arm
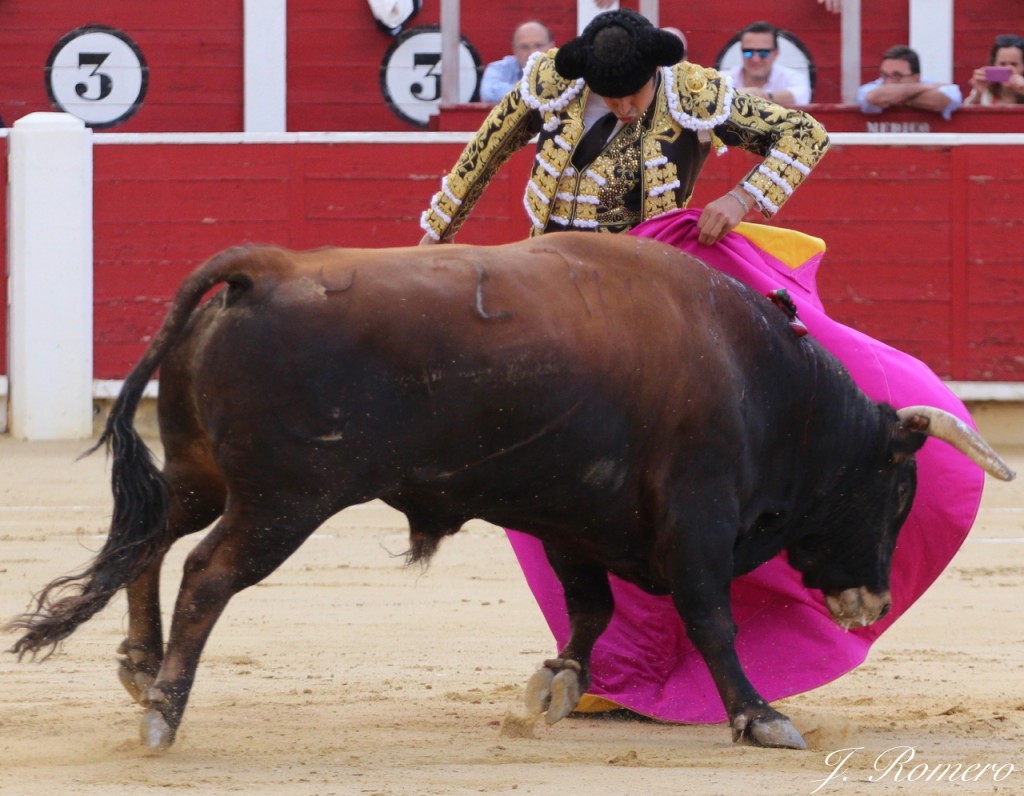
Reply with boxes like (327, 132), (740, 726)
(769, 88), (799, 106)
(904, 84), (962, 118)
(903, 85), (955, 114)
(857, 80), (884, 113)
(862, 82), (936, 109)
(480, 63), (514, 104)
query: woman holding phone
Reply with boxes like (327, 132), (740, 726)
(966, 34), (1024, 105)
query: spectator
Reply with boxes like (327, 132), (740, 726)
(858, 45), (963, 119)
(965, 34), (1024, 106)
(721, 21), (812, 107)
(480, 21), (554, 103)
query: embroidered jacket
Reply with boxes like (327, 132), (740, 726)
(421, 50), (830, 241)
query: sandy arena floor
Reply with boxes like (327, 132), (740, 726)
(1, 434), (1022, 795)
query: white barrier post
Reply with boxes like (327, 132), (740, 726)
(244, 0), (287, 132)
(7, 112), (93, 440)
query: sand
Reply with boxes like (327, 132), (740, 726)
(1, 434), (1022, 795)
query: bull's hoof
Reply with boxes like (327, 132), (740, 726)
(523, 659), (582, 726)
(732, 712), (807, 750)
(139, 707), (176, 751)
(524, 668), (554, 716)
(117, 641), (158, 705)
(118, 657), (156, 705)
(545, 670), (581, 725)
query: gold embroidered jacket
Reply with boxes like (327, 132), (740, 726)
(421, 50), (830, 240)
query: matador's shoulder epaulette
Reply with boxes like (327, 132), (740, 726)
(518, 50), (585, 129)
(662, 62), (734, 131)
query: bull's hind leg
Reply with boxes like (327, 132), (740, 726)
(118, 554), (167, 703)
(118, 460), (227, 705)
(137, 501), (325, 750)
(524, 546), (613, 725)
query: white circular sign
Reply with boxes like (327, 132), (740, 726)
(46, 26), (148, 128)
(381, 26), (481, 127)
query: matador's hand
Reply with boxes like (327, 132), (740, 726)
(696, 192), (749, 246)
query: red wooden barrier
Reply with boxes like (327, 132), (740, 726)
(76, 136), (1023, 383)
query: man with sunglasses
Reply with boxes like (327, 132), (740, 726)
(722, 20), (811, 107)
(857, 45), (963, 119)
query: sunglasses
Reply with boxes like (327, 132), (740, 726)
(742, 48), (774, 59)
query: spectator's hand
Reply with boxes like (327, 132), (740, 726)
(818, 0), (842, 12)
(1004, 73), (1024, 98)
(593, 0), (618, 8)
(697, 194), (748, 246)
(969, 66), (990, 93)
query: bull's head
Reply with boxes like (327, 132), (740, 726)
(787, 406), (1015, 630)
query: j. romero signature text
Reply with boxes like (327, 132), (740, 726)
(811, 746), (1016, 793)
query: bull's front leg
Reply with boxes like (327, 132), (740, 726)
(523, 546), (613, 725)
(669, 523), (807, 749)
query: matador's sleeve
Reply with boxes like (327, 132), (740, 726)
(419, 84), (539, 241)
(663, 63), (830, 218)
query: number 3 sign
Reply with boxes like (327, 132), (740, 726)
(46, 25), (148, 129)
(380, 25), (481, 127)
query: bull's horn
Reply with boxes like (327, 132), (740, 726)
(896, 406), (1016, 481)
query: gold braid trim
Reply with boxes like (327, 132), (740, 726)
(716, 93), (830, 217)
(420, 89), (536, 241)
(664, 62), (733, 153)
(641, 83), (685, 219)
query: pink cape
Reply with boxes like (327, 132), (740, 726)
(506, 208), (985, 723)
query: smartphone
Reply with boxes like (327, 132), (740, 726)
(984, 66), (1013, 83)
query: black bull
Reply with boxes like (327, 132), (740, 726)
(7, 233), (1014, 750)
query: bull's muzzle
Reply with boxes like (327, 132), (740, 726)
(825, 587), (891, 630)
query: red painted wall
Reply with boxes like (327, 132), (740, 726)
(0, 1), (1015, 133)
(83, 137), (1023, 382)
(0, 1), (242, 132)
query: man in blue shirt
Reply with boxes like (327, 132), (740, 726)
(480, 21), (554, 103)
(858, 45), (963, 120)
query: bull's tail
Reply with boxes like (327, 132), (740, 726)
(6, 245), (267, 660)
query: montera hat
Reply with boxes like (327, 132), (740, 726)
(554, 9), (684, 97)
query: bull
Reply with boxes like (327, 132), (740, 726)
(7, 233), (1014, 751)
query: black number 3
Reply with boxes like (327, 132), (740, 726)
(76, 52), (113, 101)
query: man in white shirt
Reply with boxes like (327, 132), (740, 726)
(723, 20), (812, 107)
(857, 45), (963, 120)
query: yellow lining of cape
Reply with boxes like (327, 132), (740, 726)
(733, 222), (826, 271)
